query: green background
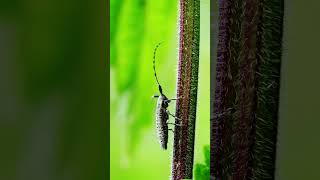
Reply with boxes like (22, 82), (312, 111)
(0, 0), (107, 179)
(275, 0), (320, 179)
(110, 0), (210, 179)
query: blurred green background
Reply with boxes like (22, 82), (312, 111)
(0, 0), (107, 179)
(110, 0), (209, 179)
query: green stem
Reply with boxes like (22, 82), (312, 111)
(171, 0), (200, 179)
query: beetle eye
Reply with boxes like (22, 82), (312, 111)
(163, 102), (169, 107)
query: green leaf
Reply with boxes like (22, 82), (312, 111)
(194, 145), (210, 180)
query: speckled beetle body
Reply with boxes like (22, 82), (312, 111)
(155, 94), (169, 149)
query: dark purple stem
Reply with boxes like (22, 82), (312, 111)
(211, 0), (232, 178)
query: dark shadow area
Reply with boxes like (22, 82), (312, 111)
(0, 0), (108, 179)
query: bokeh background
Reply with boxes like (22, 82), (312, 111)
(110, 0), (210, 179)
(0, 0), (107, 179)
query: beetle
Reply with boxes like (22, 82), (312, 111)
(152, 42), (180, 150)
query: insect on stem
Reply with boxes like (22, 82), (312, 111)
(152, 42), (181, 150)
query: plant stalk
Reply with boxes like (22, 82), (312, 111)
(171, 0), (200, 179)
(211, 0), (284, 179)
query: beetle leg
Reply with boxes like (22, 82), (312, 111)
(173, 96), (183, 100)
(151, 95), (159, 103)
(165, 96), (182, 103)
(167, 122), (183, 126)
(164, 99), (171, 104)
(166, 110), (182, 122)
(152, 95), (159, 99)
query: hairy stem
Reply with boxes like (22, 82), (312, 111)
(211, 0), (284, 179)
(211, 0), (233, 177)
(251, 0), (284, 178)
(171, 0), (200, 179)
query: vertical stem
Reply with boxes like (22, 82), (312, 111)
(211, 0), (232, 178)
(233, 0), (258, 179)
(211, 0), (284, 179)
(171, 0), (200, 179)
(251, 0), (284, 179)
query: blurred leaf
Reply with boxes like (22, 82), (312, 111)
(115, 0), (146, 93)
(194, 145), (210, 180)
(110, 0), (123, 43)
(110, 0), (123, 66)
(204, 145), (210, 166)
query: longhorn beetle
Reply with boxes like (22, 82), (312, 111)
(152, 42), (181, 150)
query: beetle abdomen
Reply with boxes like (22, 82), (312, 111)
(156, 95), (169, 149)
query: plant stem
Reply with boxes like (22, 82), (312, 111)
(171, 0), (200, 179)
(251, 0), (284, 178)
(211, 0), (284, 179)
(211, 0), (233, 177)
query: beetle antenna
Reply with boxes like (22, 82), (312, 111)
(153, 42), (163, 94)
